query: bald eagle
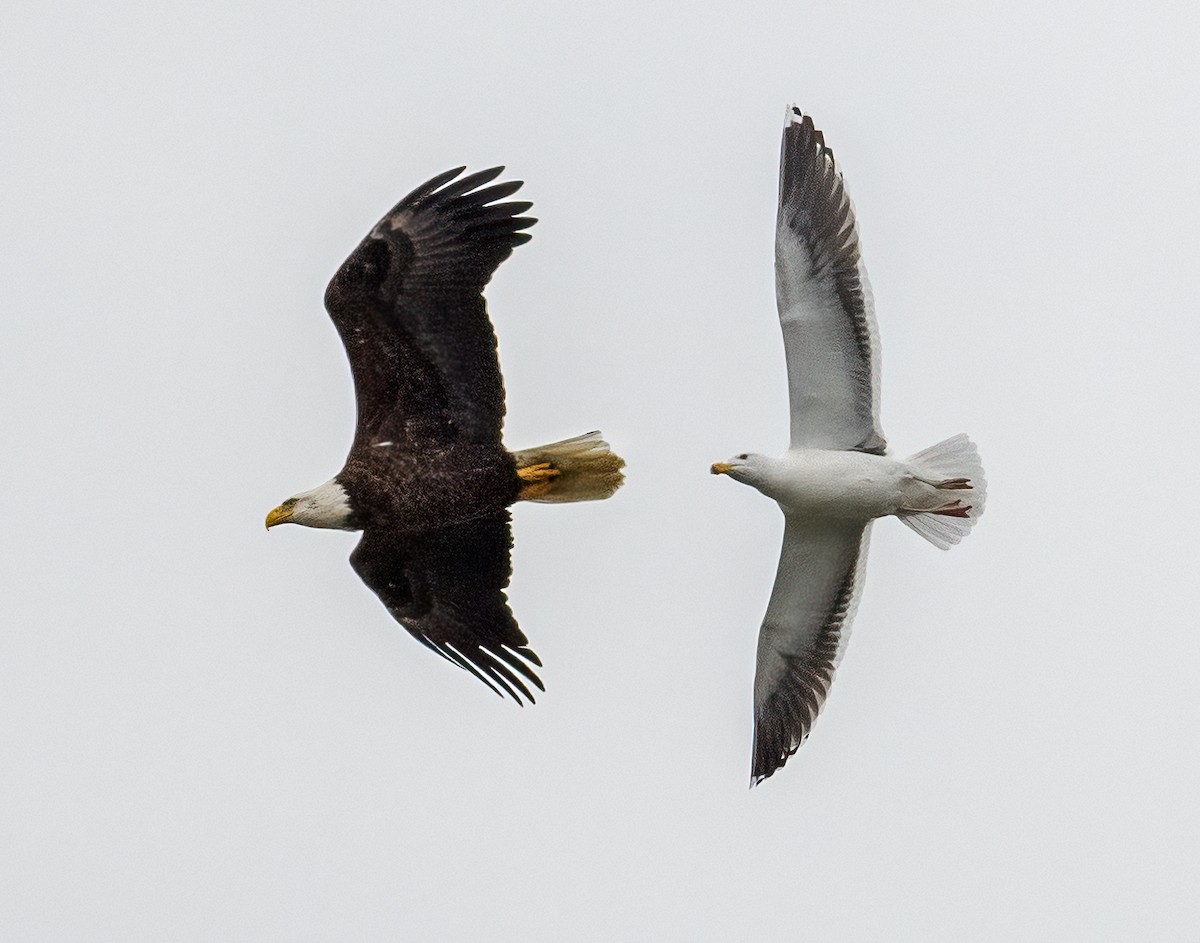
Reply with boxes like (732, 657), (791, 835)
(266, 167), (625, 704)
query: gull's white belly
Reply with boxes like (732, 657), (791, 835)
(766, 449), (909, 520)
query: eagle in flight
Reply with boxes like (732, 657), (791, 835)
(266, 167), (624, 704)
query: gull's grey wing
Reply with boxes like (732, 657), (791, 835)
(752, 518), (871, 783)
(349, 513), (544, 704)
(776, 106), (886, 454)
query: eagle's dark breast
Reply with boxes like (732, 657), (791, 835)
(339, 443), (519, 533)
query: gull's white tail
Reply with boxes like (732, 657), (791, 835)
(512, 431), (626, 503)
(899, 434), (986, 550)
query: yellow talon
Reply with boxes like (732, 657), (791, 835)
(517, 462), (560, 500)
(517, 462), (560, 483)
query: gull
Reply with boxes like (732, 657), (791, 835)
(712, 107), (986, 784)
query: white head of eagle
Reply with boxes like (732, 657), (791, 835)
(265, 479), (355, 531)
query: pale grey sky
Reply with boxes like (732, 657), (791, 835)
(3, 1), (1199, 939)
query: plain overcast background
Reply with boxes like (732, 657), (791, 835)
(4, 1), (1199, 939)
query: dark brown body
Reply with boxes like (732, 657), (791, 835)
(339, 443), (519, 534)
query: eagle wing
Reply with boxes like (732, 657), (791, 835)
(324, 167), (536, 454)
(776, 106), (886, 454)
(751, 518), (871, 783)
(349, 513), (544, 704)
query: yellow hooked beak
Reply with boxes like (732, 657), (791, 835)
(265, 503), (294, 529)
(710, 462), (734, 475)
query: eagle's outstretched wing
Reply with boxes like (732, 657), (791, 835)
(349, 513), (544, 704)
(776, 106), (886, 455)
(752, 519), (871, 783)
(324, 167), (536, 454)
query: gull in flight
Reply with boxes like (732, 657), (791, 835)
(712, 107), (987, 784)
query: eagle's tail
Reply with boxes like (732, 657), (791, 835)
(512, 431), (625, 503)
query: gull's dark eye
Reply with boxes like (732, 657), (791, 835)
(737, 453), (748, 460)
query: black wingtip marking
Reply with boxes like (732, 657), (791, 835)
(784, 107), (835, 167)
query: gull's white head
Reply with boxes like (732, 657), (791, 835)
(710, 453), (770, 487)
(265, 479), (356, 531)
